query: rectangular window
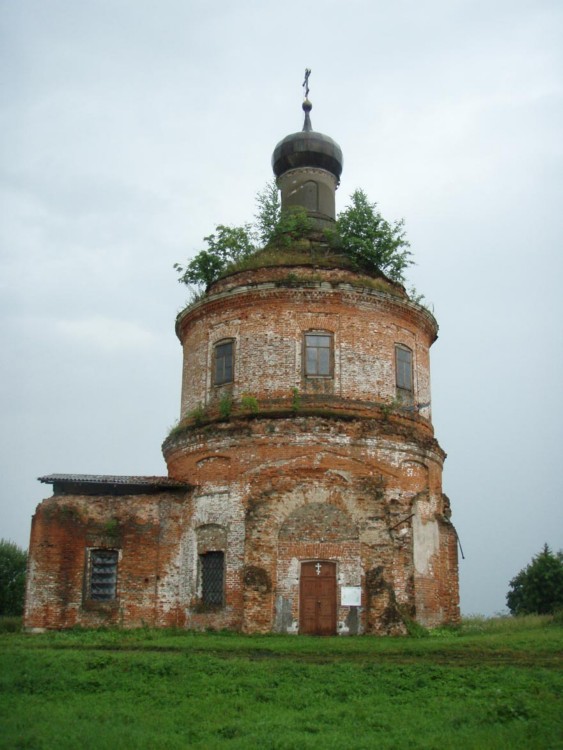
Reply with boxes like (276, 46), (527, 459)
(214, 341), (234, 385)
(395, 345), (413, 402)
(200, 551), (225, 606)
(88, 549), (118, 601)
(305, 333), (332, 377)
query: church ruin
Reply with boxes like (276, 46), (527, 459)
(24, 85), (460, 635)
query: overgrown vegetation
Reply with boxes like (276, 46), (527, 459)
(175, 181), (414, 296)
(0, 539), (26, 617)
(240, 394), (259, 414)
(1, 616), (561, 749)
(165, 393), (424, 436)
(174, 223), (256, 288)
(506, 544), (563, 615)
(254, 179), (282, 245)
(327, 189), (412, 282)
(219, 394), (233, 420)
(0, 615), (22, 633)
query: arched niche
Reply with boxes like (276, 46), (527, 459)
(302, 180), (319, 212)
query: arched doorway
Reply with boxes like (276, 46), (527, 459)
(299, 561), (336, 635)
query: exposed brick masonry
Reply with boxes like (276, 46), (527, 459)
(25, 263), (459, 634)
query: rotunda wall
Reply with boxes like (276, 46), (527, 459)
(178, 281), (436, 422)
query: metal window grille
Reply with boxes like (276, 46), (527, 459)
(89, 549), (118, 601)
(214, 342), (233, 385)
(305, 334), (332, 376)
(200, 551), (224, 606)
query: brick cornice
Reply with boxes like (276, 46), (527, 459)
(176, 278), (438, 343)
(163, 412), (446, 466)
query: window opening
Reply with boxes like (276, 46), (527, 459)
(395, 345), (413, 403)
(89, 549), (118, 601)
(214, 341), (233, 385)
(200, 551), (225, 607)
(305, 333), (332, 377)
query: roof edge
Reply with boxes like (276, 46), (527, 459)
(38, 474), (192, 490)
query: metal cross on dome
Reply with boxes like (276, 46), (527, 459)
(315, 562), (322, 575)
(303, 68), (311, 99)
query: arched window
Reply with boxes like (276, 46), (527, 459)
(304, 332), (333, 377)
(395, 344), (413, 404)
(214, 339), (234, 385)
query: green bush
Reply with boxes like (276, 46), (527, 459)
(0, 616), (22, 633)
(0, 539), (26, 616)
(219, 394), (233, 420)
(404, 619), (429, 638)
(507, 544), (563, 615)
(240, 395), (259, 414)
(190, 403), (207, 426)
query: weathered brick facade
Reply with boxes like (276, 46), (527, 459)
(24, 99), (460, 634)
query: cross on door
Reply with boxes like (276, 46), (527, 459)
(315, 563), (322, 575)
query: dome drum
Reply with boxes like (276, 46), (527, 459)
(276, 167), (338, 227)
(271, 101), (343, 226)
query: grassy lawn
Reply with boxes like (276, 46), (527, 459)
(1, 616), (561, 749)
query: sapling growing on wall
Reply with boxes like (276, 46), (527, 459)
(330, 189), (412, 283)
(254, 179), (281, 246)
(176, 183), (415, 291)
(174, 224), (256, 288)
(175, 181), (279, 292)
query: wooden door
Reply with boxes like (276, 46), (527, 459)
(299, 561), (337, 635)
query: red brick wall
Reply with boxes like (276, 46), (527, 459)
(25, 493), (196, 630)
(25, 264), (459, 633)
(177, 267), (437, 424)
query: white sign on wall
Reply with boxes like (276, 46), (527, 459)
(341, 586), (361, 606)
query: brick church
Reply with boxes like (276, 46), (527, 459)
(24, 89), (460, 635)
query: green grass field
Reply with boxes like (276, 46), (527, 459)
(1, 616), (561, 749)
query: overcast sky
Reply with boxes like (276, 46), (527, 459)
(2, 0), (562, 616)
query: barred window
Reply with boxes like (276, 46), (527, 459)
(200, 551), (225, 607)
(304, 333), (333, 377)
(214, 340), (234, 385)
(88, 549), (118, 601)
(395, 344), (413, 402)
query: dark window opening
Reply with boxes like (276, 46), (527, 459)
(214, 341), (234, 385)
(305, 333), (332, 377)
(89, 549), (118, 601)
(200, 551), (225, 607)
(395, 345), (413, 403)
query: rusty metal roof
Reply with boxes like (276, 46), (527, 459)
(38, 474), (191, 494)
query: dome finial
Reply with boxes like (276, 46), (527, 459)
(272, 70), (343, 228)
(302, 68), (312, 132)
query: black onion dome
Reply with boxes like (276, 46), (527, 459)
(272, 100), (343, 181)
